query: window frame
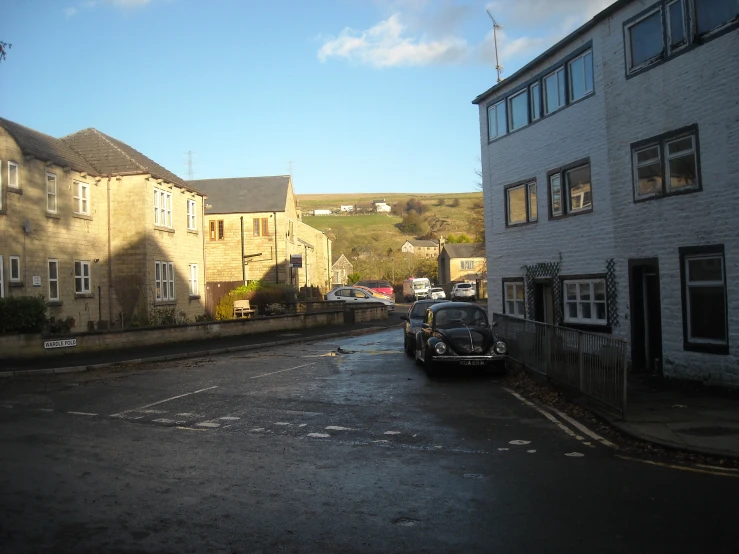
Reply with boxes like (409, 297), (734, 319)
(188, 263), (199, 297)
(48, 259), (59, 302)
(187, 199), (197, 231)
(625, 7), (664, 73)
(502, 279), (526, 318)
(8, 161), (19, 189)
(73, 181), (90, 215)
(543, 66), (566, 115)
(261, 218), (270, 237)
(507, 89), (529, 132)
(487, 100), (508, 141)
(253, 218), (261, 237)
(567, 49), (594, 102)
(694, 0), (739, 37)
(631, 125), (701, 203)
(547, 158), (593, 220)
(155, 260), (176, 301)
(74, 260), (91, 294)
(460, 260), (475, 271)
(679, 244), (729, 354)
(9, 255), (21, 283)
(666, 0), (688, 52)
(154, 188), (173, 228)
(504, 179), (538, 227)
(530, 82), (542, 122)
(562, 277), (608, 326)
(46, 172), (58, 214)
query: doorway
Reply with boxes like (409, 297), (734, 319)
(628, 258), (663, 374)
(534, 281), (554, 325)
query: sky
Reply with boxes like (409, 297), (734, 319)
(0, 0), (614, 195)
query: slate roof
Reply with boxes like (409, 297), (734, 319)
(407, 239), (438, 248)
(62, 128), (194, 191)
(442, 243), (485, 258)
(188, 176), (291, 215)
(0, 117), (98, 175)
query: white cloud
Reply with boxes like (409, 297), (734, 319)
(106, 0), (152, 6)
(318, 13), (469, 68)
(65, 6), (78, 17)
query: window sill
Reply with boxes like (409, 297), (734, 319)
(46, 213), (61, 220)
(74, 293), (94, 298)
(155, 300), (177, 306)
(189, 295), (201, 300)
(8, 187), (22, 195)
(562, 322), (612, 334)
(634, 186), (701, 204)
(683, 341), (729, 355)
(47, 301), (63, 307)
(73, 213), (93, 221)
(154, 226), (175, 233)
(506, 220), (537, 229)
(187, 229), (199, 235)
(550, 208), (593, 221)
(9, 281), (24, 288)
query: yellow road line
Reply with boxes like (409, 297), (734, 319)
(616, 455), (739, 478)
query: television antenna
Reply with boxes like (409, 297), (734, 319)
(486, 10), (503, 83)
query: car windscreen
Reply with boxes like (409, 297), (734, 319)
(434, 307), (488, 326)
(456, 284), (472, 289)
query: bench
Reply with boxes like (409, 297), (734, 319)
(233, 299), (256, 318)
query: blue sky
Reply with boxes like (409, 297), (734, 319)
(0, 0), (613, 194)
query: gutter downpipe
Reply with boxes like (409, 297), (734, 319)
(107, 177), (113, 324)
(273, 211), (279, 284)
(240, 216), (245, 283)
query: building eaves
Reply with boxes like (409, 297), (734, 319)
(472, 0), (629, 105)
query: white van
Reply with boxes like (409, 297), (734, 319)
(403, 277), (431, 301)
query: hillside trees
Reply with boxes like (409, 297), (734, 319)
(398, 210), (429, 236)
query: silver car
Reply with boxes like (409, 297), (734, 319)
(429, 287), (446, 300)
(451, 282), (476, 301)
(326, 286), (395, 311)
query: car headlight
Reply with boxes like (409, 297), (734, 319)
(494, 341), (507, 355)
(434, 342), (448, 355)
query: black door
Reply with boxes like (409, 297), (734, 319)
(534, 282), (554, 325)
(629, 259), (663, 374)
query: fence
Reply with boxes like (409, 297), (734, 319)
(493, 313), (628, 417)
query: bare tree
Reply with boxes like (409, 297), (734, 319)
(0, 42), (11, 63)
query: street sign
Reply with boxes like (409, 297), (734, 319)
(290, 254), (303, 268)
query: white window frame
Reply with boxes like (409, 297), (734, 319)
(8, 161), (19, 189)
(632, 129), (699, 200)
(47, 172), (58, 213)
(154, 188), (173, 228)
(563, 279), (607, 325)
(665, 134), (698, 193)
(568, 50), (594, 102)
(506, 181), (537, 226)
(683, 253), (727, 345)
(504, 281), (526, 318)
(189, 264), (199, 296)
(487, 100), (508, 140)
(564, 164), (593, 214)
(550, 173), (563, 217)
(625, 8), (664, 73)
(460, 260), (475, 271)
(530, 82), (541, 121)
(73, 181), (90, 215)
(48, 259), (59, 302)
(507, 89), (529, 132)
(543, 67), (565, 115)
(155, 261), (175, 301)
(666, 0), (688, 52)
(187, 199), (197, 231)
(632, 144), (662, 199)
(9, 255), (20, 283)
(74, 260), (91, 294)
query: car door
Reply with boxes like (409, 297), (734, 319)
(351, 289), (372, 303)
(420, 309), (434, 359)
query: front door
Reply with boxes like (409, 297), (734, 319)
(629, 258), (663, 374)
(534, 282), (554, 325)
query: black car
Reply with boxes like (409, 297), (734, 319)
(414, 302), (507, 374)
(399, 299), (450, 356)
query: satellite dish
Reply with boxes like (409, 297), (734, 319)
(23, 219), (33, 235)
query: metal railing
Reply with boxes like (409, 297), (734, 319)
(493, 313), (628, 416)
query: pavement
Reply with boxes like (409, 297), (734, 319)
(2, 312), (739, 460)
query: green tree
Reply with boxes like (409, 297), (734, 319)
(446, 234), (472, 244)
(414, 258), (438, 283)
(347, 272), (361, 285)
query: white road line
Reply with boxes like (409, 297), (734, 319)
(219, 416), (240, 421)
(110, 385), (218, 417)
(68, 411), (97, 416)
(250, 363), (316, 379)
(36, 408), (54, 412)
(502, 387), (596, 448)
(547, 406), (617, 449)
(195, 422), (220, 428)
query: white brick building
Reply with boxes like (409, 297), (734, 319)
(473, 0), (738, 385)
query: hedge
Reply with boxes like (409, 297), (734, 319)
(0, 295), (48, 334)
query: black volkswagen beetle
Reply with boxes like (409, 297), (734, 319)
(414, 302), (507, 375)
(400, 299), (450, 356)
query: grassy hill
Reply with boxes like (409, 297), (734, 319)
(297, 192), (483, 283)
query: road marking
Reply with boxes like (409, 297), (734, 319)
(325, 426), (355, 431)
(547, 406), (617, 449)
(176, 413), (202, 418)
(566, 452), (585, 457)
(68, 411), (97, 416)
(136, 409), (167, 414)
(36, 408), (54, 412)
(373, 440), (389, 443)
(196, 422), (220, 428)
(176, 426), (208, 432)
(509, 440), (531, 445)
(274, 422), (291, 426)
(384, 431), (401, 435)
(250, 363), (316, 379)
(307, 432), (330, 438)
(694, 463), (739, 473)
(498, 448), (509, 451)
(219, 416), (240, 421)
(153, 418), (179, 424)
(110, 385), (218, 417)
(616, 455), (739, 478)
(527, 449), (537, 453)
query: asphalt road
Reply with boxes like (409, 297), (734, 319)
(1, 328), (738, 553)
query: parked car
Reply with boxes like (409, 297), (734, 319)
(429, 287), (446, 300)
(399, 299), (450, 356)
(326, 286), (395, 311)
(451, 282), (476, 301)
(414, 302), (507, 375)
(356, 280), (394, 298)
(353, 284), (392, 300)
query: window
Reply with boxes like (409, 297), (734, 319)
(667, 0), (687, 50)
(563, 279), (607, 325)
(8, 161), (19, 189)
(695, 0), (738, 35)
(74, 261), (91, 294)
(254, 218), (269, 237)
(680, 245), (728, 353)
(187, 199), (197, 231)
(627, 10), (663, 70)
(460, 260), (475, 270)
(209, 220), (224, 240)
(487, 100), (507, 140)
(530, 82), (541, 121)
(155, 261), (175, 301)
(543, 67), (565, 114)
(48, 260), (59, 301)
(505, 181), (537, 226)
(189, 264), (199, 296)
(632, 127), (699, 200)
(262, 218), (269, 236)
(47, 173), (57, 213)
(9, 255), (20, 282)
(508, 89), (529, 131)
(504, 281), (525, 318)
(154, 188), (172, 228)
(549, 161), (592, 218)
(568, 50), (594, 102)
(73, 181), (89, 215)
